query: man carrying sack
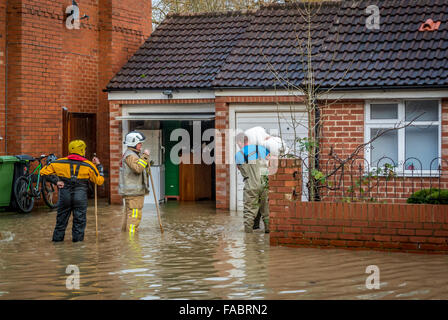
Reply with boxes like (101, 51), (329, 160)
(235, 132), (270, 233)
(41, 140), (104, 242)
(119, 131), (151, 234)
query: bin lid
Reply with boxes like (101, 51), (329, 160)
(15, 155), (34, 162)
(0, 156), (19, 163)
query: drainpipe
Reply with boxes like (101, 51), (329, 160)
(3, 0), (8, 154)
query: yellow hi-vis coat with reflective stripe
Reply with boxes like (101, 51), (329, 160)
(41, 157), (104, 186)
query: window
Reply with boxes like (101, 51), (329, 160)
(365, 100), (441, 172)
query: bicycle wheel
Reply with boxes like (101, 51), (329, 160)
(41, 176), (59, 209)
(14, 176), (35, 213)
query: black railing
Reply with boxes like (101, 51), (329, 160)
(298, 156), (448, 203)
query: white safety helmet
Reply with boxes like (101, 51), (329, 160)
(124, 131), (146, 147)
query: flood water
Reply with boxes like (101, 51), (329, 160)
(0, 200), (447, 300)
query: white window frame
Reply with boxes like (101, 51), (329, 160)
(364, 99), (442, 176)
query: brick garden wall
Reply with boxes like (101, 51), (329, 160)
(269, 159), (448, 254)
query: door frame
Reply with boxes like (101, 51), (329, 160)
(62, 111), (97, 158)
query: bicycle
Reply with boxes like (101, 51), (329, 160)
(13, 154), (59, 213)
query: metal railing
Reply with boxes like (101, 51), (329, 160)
(298, 156), (448, 203)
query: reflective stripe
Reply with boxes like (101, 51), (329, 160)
(129, 224), (135, 234)
(51, 159), (99, 176)
(138, 159), (148, 168)
(132, 209), (139, 218)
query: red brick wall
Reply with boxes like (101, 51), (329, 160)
(317, 99), (448, 203)
(1, 0), (151, 200)
(270, 159), (448, 254)
(214, 96), (447, 208)
(108, 95), (305, 207)
(109, 101), (121, 204)
(98, 0), (151, 186)
(107, 95), (447, 207)
(320, 100), (365, 163)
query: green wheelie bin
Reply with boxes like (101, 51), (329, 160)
(0, 156), (19, 208)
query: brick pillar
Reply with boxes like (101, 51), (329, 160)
(215, 97), (229, 209)
(442, 99), (448, 161)
(269, 158), (302, 246)
(109, 102), (122, 204)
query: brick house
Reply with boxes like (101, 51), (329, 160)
(0, 0), (151, 196)
(107, 0), (448, 209)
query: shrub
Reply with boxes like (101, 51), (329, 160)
(407, 188), (448, 205)
(426, 190), (448, 205)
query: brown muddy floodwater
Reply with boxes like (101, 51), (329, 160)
(0, 200), (448, 300)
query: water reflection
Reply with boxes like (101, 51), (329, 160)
(0, 201), (448, 299)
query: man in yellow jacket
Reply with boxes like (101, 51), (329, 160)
(119, 131), (150, 234)
(41, 140), (104, 242)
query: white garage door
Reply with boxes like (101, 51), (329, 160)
(235, 111), (308, 211)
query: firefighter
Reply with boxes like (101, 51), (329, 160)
(119, 131), (151, 234)
(235, 132), (270, 233)
(41, 140), (104, 242)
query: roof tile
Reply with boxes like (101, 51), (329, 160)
(107, 0), (448, 90)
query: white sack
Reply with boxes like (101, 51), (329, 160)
(244, 126), (269, 145)
(243, 126), (289, 156)
(264, 136), (289, 156)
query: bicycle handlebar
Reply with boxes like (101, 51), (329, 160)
(31, 154), (56, 163)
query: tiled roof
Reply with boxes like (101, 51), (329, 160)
(107, 11), (253, 90)
(213, 1), (339, 88)
(314, 0), (448, 89)
(107, 0), (448, 91)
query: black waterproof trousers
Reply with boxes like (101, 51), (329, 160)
(52, 182), (88, 242)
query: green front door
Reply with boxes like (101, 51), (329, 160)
(163, 121), (180, 197)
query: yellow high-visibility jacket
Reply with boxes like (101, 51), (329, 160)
(41, 154), (104, 186)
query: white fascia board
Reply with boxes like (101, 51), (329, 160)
(108, 90), (215, 101)
(215, 89), (448, 100)
(122, 104), (215, 114)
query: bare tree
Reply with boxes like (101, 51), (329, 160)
(263, 1), (426, 202)
(263, 0), (349, 201)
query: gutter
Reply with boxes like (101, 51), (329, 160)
(103, 87), (215, 93)
(212, 85), (448, 91)
(104, 84), (448, 93)
(316, 85), (448, 92)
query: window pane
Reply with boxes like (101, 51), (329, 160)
(405, 100), (438, 121)
(405, 126), (438, 170)
(370, 128), (398, 167)
(370, 104), (398, 119)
